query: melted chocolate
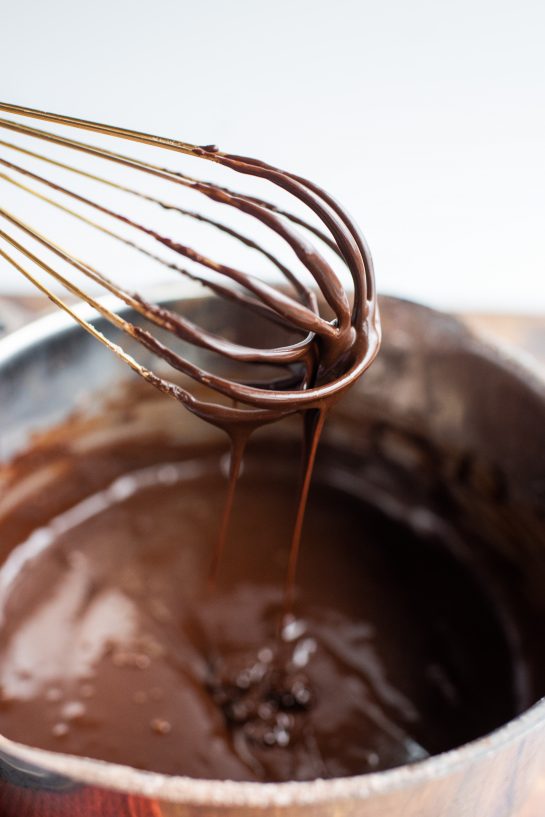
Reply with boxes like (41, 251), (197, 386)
(0, 436), (523, 782)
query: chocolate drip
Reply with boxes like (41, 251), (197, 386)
(208, 429), (250, 590)
(284, 409), (327, 615)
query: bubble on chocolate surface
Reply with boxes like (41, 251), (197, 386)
(150, 718), (172, 735)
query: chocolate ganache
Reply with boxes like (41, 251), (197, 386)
(0, 426), (524, 782)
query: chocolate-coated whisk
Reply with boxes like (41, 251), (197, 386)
(0, 103), (380, 599)
(0, 103), (379, 425)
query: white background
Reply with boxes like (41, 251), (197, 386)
(1, 0), (544, 312)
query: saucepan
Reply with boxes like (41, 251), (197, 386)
(0, 290), (544, 817)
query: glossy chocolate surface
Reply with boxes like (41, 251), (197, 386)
(0, 430), (529, 782)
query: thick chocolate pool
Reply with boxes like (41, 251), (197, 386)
(0, 420), (538, 782)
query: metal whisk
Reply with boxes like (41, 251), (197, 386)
(0, 103), (380, 432)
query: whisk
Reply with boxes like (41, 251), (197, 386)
(0, 103), (381, 594)
(0, 103), (379, 425)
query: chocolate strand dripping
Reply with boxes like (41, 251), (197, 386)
(283, 408), (328, 617)
(208, 429), (251, 590)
